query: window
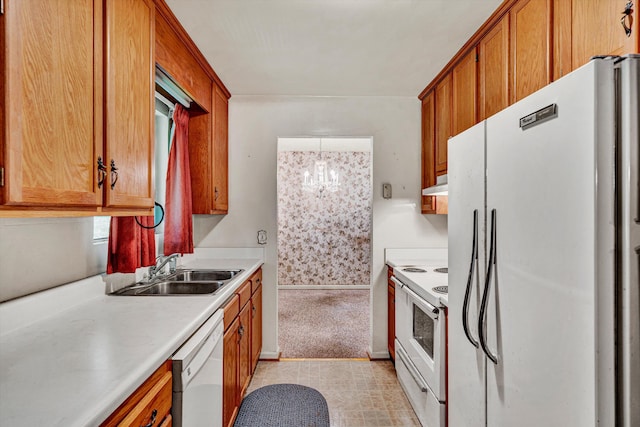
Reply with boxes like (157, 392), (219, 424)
(93, 216), (111, 241)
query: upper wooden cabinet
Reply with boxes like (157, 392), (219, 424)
(554, 0), (640, 79)
(421, 92), (437, 214)
(155, 0), (231, 215)
(434, 74), (452, 176)
(452, 48), (478, 135)
(1, 0), (155, 215)
(1, 0), (103, 209)
(509, 0), (552, 103)
(104, 0), (155, 210)
(479, 15), (510, 120)
(213, 85), (230, 213)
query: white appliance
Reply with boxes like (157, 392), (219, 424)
(448, 55), (639, 427)
(172, 310), (224, 427)
(393, 264), (449, 427)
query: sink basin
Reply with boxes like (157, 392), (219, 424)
(109, 268), (244, 296)
(170, 269), (241, 282)
(136, 281), (225, 295)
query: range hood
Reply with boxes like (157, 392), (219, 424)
(422, 174), (448, 196)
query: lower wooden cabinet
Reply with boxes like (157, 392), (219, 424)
(222, 268), (263, 427)
(101, 361), (172, 427)
(223, 316), (240, 427)
(387, 267), (395, 361)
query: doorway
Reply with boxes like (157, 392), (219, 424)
(276, 137), (372, 358)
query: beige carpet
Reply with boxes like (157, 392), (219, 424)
(278, 289), (370, 359)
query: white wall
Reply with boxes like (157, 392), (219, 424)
(194, 95), (448, 358)
(0, 218), (107, 302)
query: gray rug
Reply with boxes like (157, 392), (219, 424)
(278, 289), (370, 358)
(234, 384), (330, 427)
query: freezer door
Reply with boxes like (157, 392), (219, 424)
(485, 59), (616, 427)
(447, 121), (486, 427)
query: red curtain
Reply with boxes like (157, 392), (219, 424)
(106, 216), (156, 274)
(164, 104), (194, 255)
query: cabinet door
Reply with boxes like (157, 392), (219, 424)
(213, 84), (229, 213)
(510, 0), (552, 103)
(421, 92), (437, 214)
(251, 284), (263, 373)
(2, 0), (103, 207)
(388, 283), (395, 360)
(238, 302), (252, 398)
(103, 0), (154, 209)
(435, 74), (452, 175)
(223, 318), (240, 427)
(452, 48), (478, 136)
(560, 0), (639, 76)
(479, 16), (510, 120)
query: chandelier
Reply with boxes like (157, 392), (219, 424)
(302, 140), (340, 194)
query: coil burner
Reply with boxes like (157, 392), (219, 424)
(434, 267), (448, 274)
(432, 286), (448, 294)
(402, 267), (427, 273)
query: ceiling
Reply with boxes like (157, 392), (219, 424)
(165, 0), (503, 97)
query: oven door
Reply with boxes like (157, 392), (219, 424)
(394, 278), (446, 401)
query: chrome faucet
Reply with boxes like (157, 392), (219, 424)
(148, 253), (180, 280)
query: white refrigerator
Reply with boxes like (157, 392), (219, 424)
(448, 56), (639, 427)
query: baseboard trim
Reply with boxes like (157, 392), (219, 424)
(259, 351), (281, 361)
(278, 285), (370, 290)
(367, 350), (392, 360)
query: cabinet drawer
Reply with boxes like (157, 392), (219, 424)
(101, 362), (172, 427)
(223, 294), (240, 330)
(251, 269), (262, 294)
(237, 280), (251, 309)
(119, 370), (172, 427)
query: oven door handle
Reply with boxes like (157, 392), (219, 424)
(478, 209), (499, 365)
(394, 277), (439, 317)
(396, 343), (429, 393)
(462, 209), (480, 348)
(390, 276), (405, 289)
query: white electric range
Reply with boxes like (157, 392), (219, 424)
(385, 248), (448, 427)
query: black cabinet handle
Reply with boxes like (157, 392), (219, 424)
(141, 409), (157, 427)
(621, 1), (634, 37)
(97, 157), (107, 188)
(214, 186), (219, 201)
(110, 159), (119, 190)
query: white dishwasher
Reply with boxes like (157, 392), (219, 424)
(172, 309), (224, 427)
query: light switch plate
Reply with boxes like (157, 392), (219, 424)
(382, 183), (392, 199)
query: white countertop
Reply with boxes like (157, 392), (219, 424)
(0, 255), (263, 427)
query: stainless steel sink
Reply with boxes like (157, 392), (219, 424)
(136, 281), (225, 295)
(109, 268), (244, 296)
(169, 269), (241, 282)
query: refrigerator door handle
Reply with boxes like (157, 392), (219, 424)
(462, 209), (480, 348)
(479, 208), (499, 365)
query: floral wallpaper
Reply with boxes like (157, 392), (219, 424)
(277, 151), (371, 286)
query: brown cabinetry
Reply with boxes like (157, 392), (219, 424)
(509, 0), (552, 103)
(1, 0), (154, 215)
(154, 0), (231, 216)
(222, 268), (263, 427)
(434, 74), (452, 176)
(452, 48), (478, 136)
(554, 0), (639, 79)
(387, 267), (395, 361)
(104, 0), (155, 210)
(101, 361), (173, 427)
(419, 0), (639, 211)
(223, 316), (240, 427)
(212, 85), (230, 213)
(251, 271), (263, 373)
(479, 15), (510, 120)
